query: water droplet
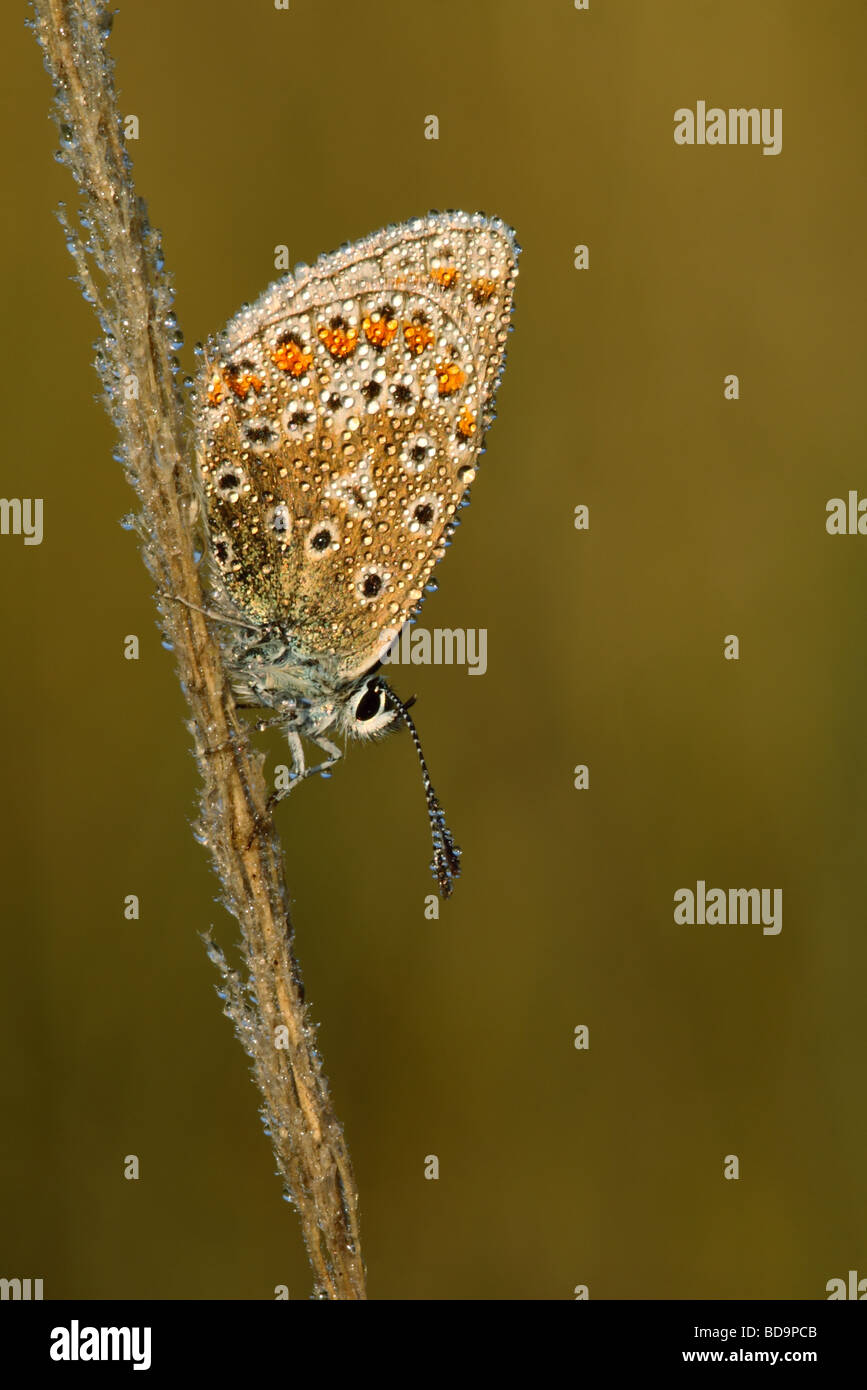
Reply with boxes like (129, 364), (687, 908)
(165, 313), (184, 350)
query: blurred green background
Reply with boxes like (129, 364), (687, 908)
(2, 0), (865, 1299)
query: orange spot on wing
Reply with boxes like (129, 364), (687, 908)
(206, 374), (228, 406)
(228, 371), (264, 400)
(471, 277), (496, 304)
(431, 265), (459, 289)
(318, 320), (359, 359)
(404, 319), (435, 355)
(210, 363), (264, 403)
(271, 335), (312, 376)
(363, 309), (398, 348)
(435, 361), (467, 396)
(456, 405), (476, 438)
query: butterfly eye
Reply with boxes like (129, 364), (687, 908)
(355, 683), (384, 722)
(344, 679), (397, 740)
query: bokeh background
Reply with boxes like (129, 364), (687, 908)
(2, 0), (865, 1300)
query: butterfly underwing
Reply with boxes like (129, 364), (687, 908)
(193, 211), (519, 895)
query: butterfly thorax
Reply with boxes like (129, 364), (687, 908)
(222, 618), (397, 743)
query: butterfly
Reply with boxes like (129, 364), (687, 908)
(193, 212), (519, 896)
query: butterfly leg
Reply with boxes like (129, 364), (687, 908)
(308, 735), (343, 780)
(251, 712), (289, 733)
(267, 734), (343, 808)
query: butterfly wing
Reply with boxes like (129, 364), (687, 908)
(194, 212), (519, 682)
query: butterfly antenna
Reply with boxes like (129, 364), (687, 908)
(383, 686), (462, 898)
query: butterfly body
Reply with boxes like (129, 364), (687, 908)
(193, 212), (519, 893)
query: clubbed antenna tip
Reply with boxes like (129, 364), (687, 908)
(383, 686), (462, 897)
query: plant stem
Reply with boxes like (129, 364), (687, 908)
(31, 0), (366, 1300)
